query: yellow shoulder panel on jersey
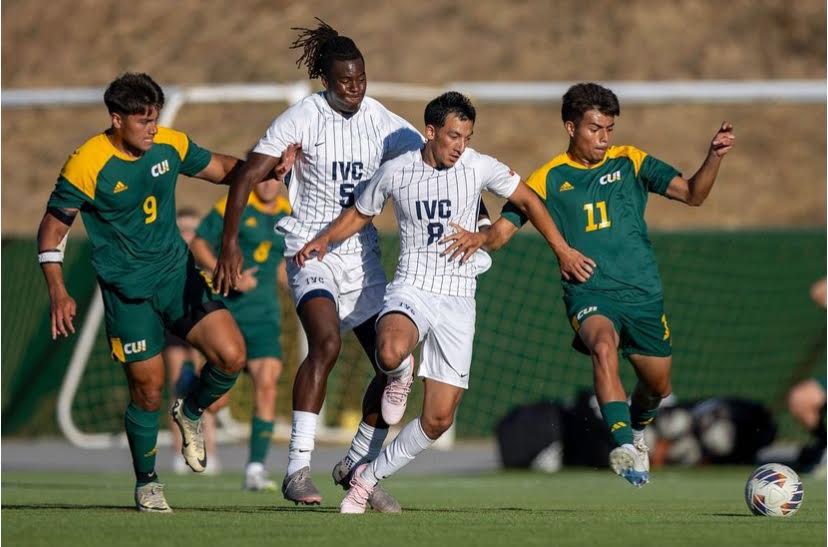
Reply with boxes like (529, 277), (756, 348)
(526, 153), (572, 200)
(275, 195), (292, 215)
(59, 133), (120, 200)
(606, 146), (648, 176)
(154, 126), (190, 161)
(213, 196), (229, 218)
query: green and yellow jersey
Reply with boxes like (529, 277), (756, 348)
(195, 194), (290, 315)
(47, 127), (212, 299)
(503, 145), (680, 303)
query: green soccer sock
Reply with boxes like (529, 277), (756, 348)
(600, 401), (634, 447)
(124, 403), (160, 486)
(183, 363), (239, 420)
(248, 416), (275, 464)
(630, 402), (659, 432)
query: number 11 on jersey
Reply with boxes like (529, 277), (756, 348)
(584, 201), (611, 232)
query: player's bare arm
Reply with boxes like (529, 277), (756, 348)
(506, 182), (596, 283)
(37, 208), (78, 339)
(439, 198), (493, 263)
(295, 207), (374, 266)
(212, 144), (300, 296)
(665, 122), (735, 206)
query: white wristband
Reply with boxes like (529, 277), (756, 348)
(38, 251), (64, 264)
(477, 218), (492, 228)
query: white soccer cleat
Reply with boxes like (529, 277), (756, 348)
(609, 443), (650, 487)
(332, 458), (402, 513)
(381, 356), (414, 425)
(170, 398), (206, 473)
(244, 462), (277, 491)
(134, 482), (173, 513)
(340, 464), (375, 514)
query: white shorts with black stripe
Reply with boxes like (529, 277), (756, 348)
(379, 281), (476, 389)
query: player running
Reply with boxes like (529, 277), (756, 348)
(483, 82), (735, 486)
(295, 91), (594, 513)
(37, 73), (290, 512)
(213, 20), (424, 510)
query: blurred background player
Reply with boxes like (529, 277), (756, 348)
(190, 177), (291, 491)
(484, 82), (735, 487)
(36, 73), (259, 512)
(165, 207), (222, 476)
(787, 277), (827, 477)
(212, 19), (425, 510)
(296, 91), (594, 513)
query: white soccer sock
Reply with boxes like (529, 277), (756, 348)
(286, 411), (318, 476)
(346, 421), (389, 467)
(363, 417), (434, 485)
(380, 353), (413, 379)
(632, 428), (645, 444)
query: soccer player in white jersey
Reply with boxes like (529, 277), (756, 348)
(296, 92), (596, 513)
(214, 20), (424, 510)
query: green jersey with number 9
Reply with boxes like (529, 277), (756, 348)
(47, 127), (212, 299)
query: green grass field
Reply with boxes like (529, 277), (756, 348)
(3, 468), (825, 547)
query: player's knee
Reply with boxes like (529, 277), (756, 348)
(256, 381), (277, 404)
(132, 388), (163, 412)
(376, 340), (406, 373)
(421, 413), (454, 439)
(217, 342), (246, 373)
(788, 384), (810, 417)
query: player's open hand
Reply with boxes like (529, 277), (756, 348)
(235, 266), (259, 293)
(440, 222), (487, 263)
(50, 290), (77, 340)
(557, 246), (596, 283)
(295, 237), (329, 267)
(213, 239), (243, 297)
(274, 143), (301, 181)
(710, 122), (735, 158)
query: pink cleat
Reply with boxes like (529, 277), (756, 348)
(340, 464), (375, 514)
(381, 356), (414, 425)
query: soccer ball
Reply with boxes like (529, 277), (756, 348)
(744, 463), (804, 517)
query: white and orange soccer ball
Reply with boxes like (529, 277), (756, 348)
(744, 463), (804, 517)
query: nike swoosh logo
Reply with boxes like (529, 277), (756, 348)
(314, 141), (325, 147)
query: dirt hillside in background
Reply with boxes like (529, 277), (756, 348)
(2, 0), (825, 234)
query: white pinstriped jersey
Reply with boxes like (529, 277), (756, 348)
(253, 92), (424, 255)
(356, 148), (521, 297)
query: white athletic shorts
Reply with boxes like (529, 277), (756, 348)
(286, 247), (387, 332)
(379, 281), (476, 389)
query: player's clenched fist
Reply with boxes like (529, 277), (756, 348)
(710, 122), (735, 158)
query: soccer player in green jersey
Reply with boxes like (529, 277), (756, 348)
(37, 73), (291, 511)
(191, 177), (291, 491)
(451, 82), (735, 486)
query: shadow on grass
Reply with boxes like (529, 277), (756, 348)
(3, 503), (575, 515)
(708, 513), (755, 518)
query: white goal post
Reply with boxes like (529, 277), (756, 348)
(5, 79), (824, 449)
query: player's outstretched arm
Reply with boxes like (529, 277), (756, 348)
(37, 209), (78, 340)
(295, 207), (374, 267)
(507, 182), (596, 283)
(665, 122), (735, 206)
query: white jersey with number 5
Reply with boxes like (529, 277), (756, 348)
(356, 148), (521, 297)
(253, 92), (424, 256)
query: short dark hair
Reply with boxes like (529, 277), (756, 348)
(290, 18), (363, 80)
(424, 91), (476, 129)
(561, 83), (620, 125)
(103, 73), (165, 115)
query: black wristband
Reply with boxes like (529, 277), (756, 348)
(46, 207), (77, 226)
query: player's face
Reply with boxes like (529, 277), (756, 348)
(566, 109), (615, 165)
(176, 216), (199, 244)
(253, 178), (280, 203)
(112, 106), (160, 155)
(426, 114), (474, 169)
(322, 58), (367, 114)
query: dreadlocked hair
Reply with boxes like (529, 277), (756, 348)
(290, 18), (363, 80)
